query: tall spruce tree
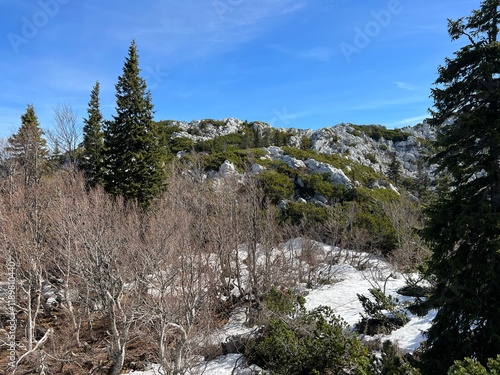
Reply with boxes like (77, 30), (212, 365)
(104, 41), (166, 206)
(7, 104), (48, 187)
(81, 81), (105, 187)
(421, 1), (500, 373)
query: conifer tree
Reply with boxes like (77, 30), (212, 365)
(81, 81), (105, 187)
(387, 153), (402, 184)
(103, 40), (166, 206)
(421, 1), (500, 373)
(7, 104), (48, 187)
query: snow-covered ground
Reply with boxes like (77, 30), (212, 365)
(129, 239), (435, 374)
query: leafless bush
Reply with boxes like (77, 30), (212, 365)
(46, 103), (81, 166)
(381, 196), (429, 272)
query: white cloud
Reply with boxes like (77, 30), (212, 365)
(345, 96), (428, 111)
(395, 81), (419, 91)
(106, 0), (302, 60)
(390, 114), (429, 127)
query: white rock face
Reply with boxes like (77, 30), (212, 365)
(306, 123), (435, 178)
(171, 118), (244, 143)
(388, 183), (400, 195)
(219, 160), (238, 178)
(304, 158), (352, 187)
(263, 147), (351, 187)
(251, 163), (266, 174)
(264, 146), (306, 169)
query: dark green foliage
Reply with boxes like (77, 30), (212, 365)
(234, 148), (267, 160)
(169, 137), (194, 154)
(447, 355), (500, 375)
(246, 289), (371, 375)
(244, 124), (293, 148)
(103, 40), (166, 207)
(262, 287), (306, 317)
(155, 120), (182, 149)
(300, 135), (313, 150)
(387, 154), (402, 184)
(353, 188), (399, 253)
(202, 151), (245, 172)
(81, 81), (105, 187)
(256, 170), (294, 204)
(421, 1), (500, 373)
(351, 125), (411, 143)
(365, 153), (378, 164)
(413, 159), (432, 199)
(300, 173), (346, 202)
(281, 201), (329, 225)
(7, 104), (48, 187)
(199, 118), (226, 128)
(195, 133), (246, 153)
(356, 289), (409, 335)
(373, 341), (421, 375)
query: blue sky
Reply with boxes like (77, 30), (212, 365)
(0, 0), (478, 139)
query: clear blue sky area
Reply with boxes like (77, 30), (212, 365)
(0, 0), (477, 138)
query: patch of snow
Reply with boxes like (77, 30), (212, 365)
(188, 354), (263, 375)
(386, 310), (436, 353)
(210, 307), (256, 345)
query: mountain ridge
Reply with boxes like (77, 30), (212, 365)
(158, 118), (435, 182)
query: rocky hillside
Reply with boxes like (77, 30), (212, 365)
(159, 118), (435, 187)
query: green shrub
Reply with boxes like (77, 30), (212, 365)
(155, 120), (182, 140)
(169, 137), (194, 153)
(257, 170), (294, 204)
(356, 289), (409, 335)
(247, 289), (371, 375)
(447, 355), (500, 374)
(234, 148), (267, 160)
(350, 128), (363, 137)
(281, 201), (329, 225)
(195, 133), (246, 153)
(374, 341), (421, 374)
(199, 118), (227, 128)
(300, 173), (346, 202)
(300, 135), (313, 150)
(356, 210), (397, 253)
(354, 186), (399, 203)
(350, 188), (399, 253)
(365, 153), (378, 164)
(202, 151), (244, 172)
(351, 125), (411, 143)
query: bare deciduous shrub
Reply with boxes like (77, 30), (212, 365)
(381, 197), (429, 272)
(47, 103), (81, 166)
